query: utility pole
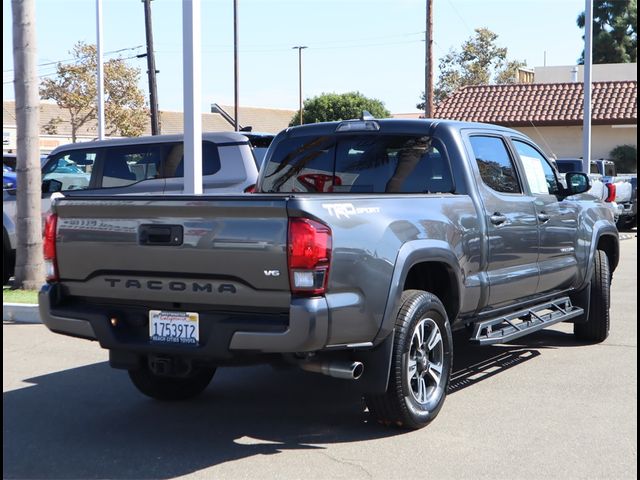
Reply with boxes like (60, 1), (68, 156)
(582, 0), (593, 174)
(424, 0), (433, 119)
(233, 0), (239, 131)
(292, 46), (307, 125)
(11, 0), (43, 288)
(143, 0), (160, 135)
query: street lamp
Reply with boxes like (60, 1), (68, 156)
(292, 46), (307, 125)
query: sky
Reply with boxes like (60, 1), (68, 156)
(3, 0), (588, 115)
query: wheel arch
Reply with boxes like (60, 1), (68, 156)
(375, 240), (463, 344)
(596, 233), (619, 274)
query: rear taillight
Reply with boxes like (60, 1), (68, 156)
(244, 184), (256, 193)
(605, 183), (616, 203)
(43, 213), (58, 281)
(288, 218), (332, 295)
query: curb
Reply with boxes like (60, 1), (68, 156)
(3, 303), (41, 323)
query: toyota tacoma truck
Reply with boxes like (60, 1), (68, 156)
(39, 118), (619, 429)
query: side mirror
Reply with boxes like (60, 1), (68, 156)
(565, 172), (590, 195)
(42, 178), (63, 194)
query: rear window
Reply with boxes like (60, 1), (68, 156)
(604, 163), (616, 177)
(260, 134), (453, 194)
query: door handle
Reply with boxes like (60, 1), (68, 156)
(490, 213), (507, 226)
(139, 224), (183, 246)
(537, 212), (551, 223)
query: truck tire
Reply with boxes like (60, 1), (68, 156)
(574, 250), (610, 343)
(364, 290), (453, 429)
(128, 364), (216, 401)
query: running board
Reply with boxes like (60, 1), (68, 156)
(470, 297), (583, 346)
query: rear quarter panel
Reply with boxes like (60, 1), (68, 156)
(287, 194), (481, 346)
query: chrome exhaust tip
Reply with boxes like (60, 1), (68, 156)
(300, 360), (364, 380)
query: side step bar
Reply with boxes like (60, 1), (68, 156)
(470, 297), (583, 346)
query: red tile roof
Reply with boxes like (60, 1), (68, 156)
(434, 81), (637, 126)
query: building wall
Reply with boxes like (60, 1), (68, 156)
(534, 63), (637, 84)
(3, 126), (96, 154)
(516, 124), (637, 160)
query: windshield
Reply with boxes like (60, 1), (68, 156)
(261, 134), (453, 194)
(556, 160), (581, 173)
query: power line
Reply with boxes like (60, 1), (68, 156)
(153, 30), (426, 51)
(155, 38), (424, 56)
(445, 0), (474, 36)
(3, 53), (144, 85)
(2, 45), (144, 73)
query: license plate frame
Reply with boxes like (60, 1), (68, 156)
(149, 310), (199, 345)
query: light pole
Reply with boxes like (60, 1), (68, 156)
(96, 0), (105, 139)
(292, 46), (307, 125)
(233, 0), (239, 131)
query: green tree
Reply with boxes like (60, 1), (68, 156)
(610, 144), (637, 173)
(417, 27), (526, 108)
(289, 91), (390, 126)
(577, 0), (637, 64)
(40, 42), (148, 142)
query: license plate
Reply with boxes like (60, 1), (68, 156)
(149, 310), (199, 345)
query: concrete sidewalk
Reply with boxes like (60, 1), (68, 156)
(3, 303), (40, 323)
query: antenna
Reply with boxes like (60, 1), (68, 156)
(528, 120), (557, 159)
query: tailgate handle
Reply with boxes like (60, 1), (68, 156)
(139, 224), (183, 246)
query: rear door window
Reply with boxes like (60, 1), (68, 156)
(101, 145), (162, 187)
(99, 141), (221, 188)
(261, 134), (453, 194)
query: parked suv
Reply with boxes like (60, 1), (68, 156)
(2, 132), (259, 284)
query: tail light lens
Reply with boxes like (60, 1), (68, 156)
(43, 213), (58, 281)
(244, 184), (256, 193)
(605, 183), (616, 203)
(288, 218), (332, 295)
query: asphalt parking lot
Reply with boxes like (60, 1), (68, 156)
(3, 236), (637, 480)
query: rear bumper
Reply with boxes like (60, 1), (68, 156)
(39, 283), (330, 358)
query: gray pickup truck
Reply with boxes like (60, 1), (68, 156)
(39, 118), (619, 429)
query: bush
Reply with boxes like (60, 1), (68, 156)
(289, 91), (390, 126)
(609, 145), (637, 173)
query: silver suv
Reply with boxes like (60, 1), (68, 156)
(3, 132), (259, 284)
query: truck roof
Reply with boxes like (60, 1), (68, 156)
(280, 118), (522, 137)
(48, 131), (251, 156)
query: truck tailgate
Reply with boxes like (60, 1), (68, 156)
(52, 195), (291, 310)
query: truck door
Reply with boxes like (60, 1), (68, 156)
(468, 135), (539, 309)
(511, 139), (580, 294)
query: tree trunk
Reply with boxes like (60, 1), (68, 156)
(12, 0), (44, 289)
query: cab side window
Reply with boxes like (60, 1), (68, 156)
(470, 136), (522, 194)
(42, 151), (96, 191)
(512, 140), (560, 195)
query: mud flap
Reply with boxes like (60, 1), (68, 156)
(352, 331), (395, 394)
